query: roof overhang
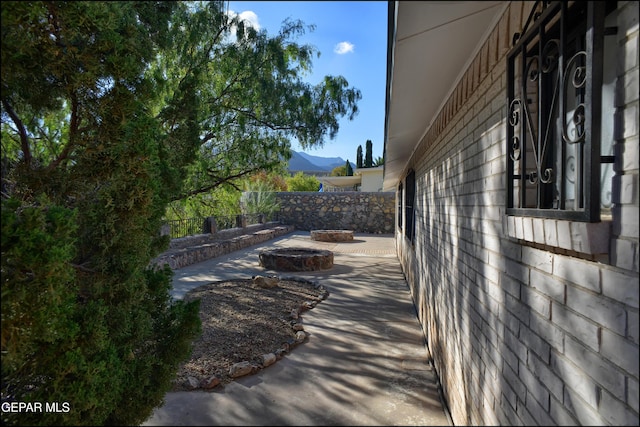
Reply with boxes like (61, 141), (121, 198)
(355, 165), (384, 175)
(318, 175), (362, 187)
(383, 1), (506, 191)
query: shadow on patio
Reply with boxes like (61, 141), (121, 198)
(143, 230), (452, 426)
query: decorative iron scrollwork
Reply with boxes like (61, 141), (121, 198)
(508, 99), (521, 162)
(562, 51), (587, 144)
(507, 1), (607, 221)
(509, 38), (561, 185)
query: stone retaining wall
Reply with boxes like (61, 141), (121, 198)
(168, 222), (281, 250)
(151, 223), (294, 270)
(153, 192), (395, 270)
(275, 192), (395, 233)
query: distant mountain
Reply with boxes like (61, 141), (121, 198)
(296, 152), (347, 170)
(287, 151), (325, 172)
(287, 151), (354, 173)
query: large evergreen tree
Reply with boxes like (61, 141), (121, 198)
(346, 159), (354, 176)
(364, 139), (373, 167)
(1, 1), (361, 425)
(1, 2), (201, 425)
(356, 144), (363, 168)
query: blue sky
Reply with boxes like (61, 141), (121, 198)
(227, 1), (388, 163)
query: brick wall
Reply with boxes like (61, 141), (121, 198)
(396, 2), (639, 426)
(275, 191), (395, 233)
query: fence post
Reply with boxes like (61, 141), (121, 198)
(204, 216), (217, 234)
(236, 214), (247, 229)
(160, 223), (171, 237)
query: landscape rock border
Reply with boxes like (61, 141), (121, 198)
(180, 276), (329, 391)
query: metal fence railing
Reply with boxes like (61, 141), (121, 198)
(163, 213), (277, 239)
(214, 215), (236, 231)
(164, 218), (204, 239)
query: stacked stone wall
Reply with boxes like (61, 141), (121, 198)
(275, 191), (395, 234)
(152, 192), (394, 271)
(152, 224), (294, 270)
(168, 222), (279, 250)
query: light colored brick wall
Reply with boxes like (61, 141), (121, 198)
(396, 2), (639, 425)
(612, 0), (640, 272)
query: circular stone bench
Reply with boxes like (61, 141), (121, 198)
(310, 230), (354, 242)
(259, 247), (334, 271)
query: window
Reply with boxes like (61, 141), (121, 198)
(397, 182), (403, 228)
(404, 170), (415, 241)
(506, 1), (615, 222)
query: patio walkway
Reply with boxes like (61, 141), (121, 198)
(142, 230), (451, 426)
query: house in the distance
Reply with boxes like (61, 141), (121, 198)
(357, 165), (384, 192)
(318, 165), (384, 192)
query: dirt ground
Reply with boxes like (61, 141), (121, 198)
(172, 277), (327, 390)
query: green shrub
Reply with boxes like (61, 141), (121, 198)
(241, 181), (280, 220)
(1, 192), (201, 427)
(286, 172), (320, 191)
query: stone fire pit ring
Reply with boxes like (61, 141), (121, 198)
(310, 229), (354, 242)
(259, 247), (334, 272)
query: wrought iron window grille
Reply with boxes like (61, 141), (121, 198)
(506, 1), (615, 222)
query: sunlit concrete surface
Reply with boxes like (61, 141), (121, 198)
(143, 231), (451, 426)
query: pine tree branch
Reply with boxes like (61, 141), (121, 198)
(2, 99), (32, 166)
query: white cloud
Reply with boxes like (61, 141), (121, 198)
(237, 11), (260, 30)
(334, 41), (355, 55)
(227, 9), (261, 39)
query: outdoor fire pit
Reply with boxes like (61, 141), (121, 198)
(310, 230), (354, 242)
(259, 247), (334, 272)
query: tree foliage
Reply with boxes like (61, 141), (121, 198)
(364, 139), (373, 167)
(345, 159), (354, 176)
(356, 144), (363, 168)
(1, 1), (360, 425)
(1, 2), (203, 425)
(286, 171), (320, 191)
(160, 2), (361, 200)
(330, 164), (347, 176)
(164, 184), (242, 221)
(164, 169), (288, 222)
(247, 170), (288, 192)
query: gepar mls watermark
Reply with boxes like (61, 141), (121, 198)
(1, 401), (71, 413)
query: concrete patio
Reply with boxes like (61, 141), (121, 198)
(142, 230), (451, 426)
